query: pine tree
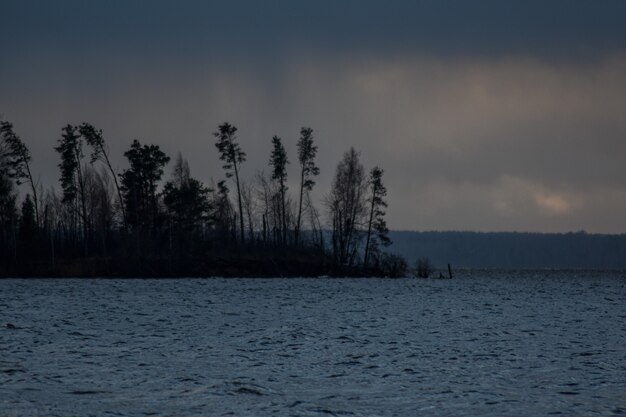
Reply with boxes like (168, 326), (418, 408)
(214, 122), (246, 244)
(269, 135), (288, 245)
(364, 166), (391, 267)
(295, 127), (319, 247)
(54, 125), (88, 254)
(163, 154), (211, 251)
(120, 139), (170, 234)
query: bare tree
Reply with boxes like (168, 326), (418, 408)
(254, 170), (275, 245)
(79, 123), (126, 229)
(305, 192), (324, 251)
(327, 147), (366, 265)
(210, 179), (234, 243)
(83, 165), (115, 256)
(240, 180), (257, 243)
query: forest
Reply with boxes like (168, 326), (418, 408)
(0, 119), (407, 277)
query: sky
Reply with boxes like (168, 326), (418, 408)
(1, 0), (626, 233)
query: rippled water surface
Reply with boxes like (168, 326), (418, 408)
(1, 271), (626, 416)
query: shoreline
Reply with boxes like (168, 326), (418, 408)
(0, 255), (390, 279)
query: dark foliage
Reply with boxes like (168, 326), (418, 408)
(364, 166), (390, 267)
(379, 253), (408, 278)
(0, 122), (40, 227)
(269, 135), (288, 245)
(120, 139), (170, 234)
(295, 127), (319, 247)
(55, 125), (83, 205)
(163, 154), (212, 255)
(214, 122), (246, 244)
(0, 118), (402, 278)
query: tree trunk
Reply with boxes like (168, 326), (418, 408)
(233, 162), (245, 244)
(295, 168), (305, 247)
(363, 187), (377, 268)
(103, 149), (126, 230)
(344, 187), (362, 265)
(262, 213), (267, 244)
(25, 163), (39, 228)
(75, 155), (88, 257)
(281, 184), (287, 246)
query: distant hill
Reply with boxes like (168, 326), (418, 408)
(389, 231), (626, 269)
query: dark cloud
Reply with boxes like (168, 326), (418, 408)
(3, 0), (626, 60)
(1, 1), (626, 232)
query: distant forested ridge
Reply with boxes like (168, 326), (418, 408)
(0, 119), (405, 277)
(390, 231), (626, 269)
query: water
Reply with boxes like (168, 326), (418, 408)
(1, 271), (625, 416)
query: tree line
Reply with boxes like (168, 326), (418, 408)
(389, 230), (626, 269)
(0, 119), (406, 277)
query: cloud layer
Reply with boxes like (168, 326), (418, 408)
(2, 2), (626, 232)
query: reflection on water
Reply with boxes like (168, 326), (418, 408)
(1, 271), (625, 416)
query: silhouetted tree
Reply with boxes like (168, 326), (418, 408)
(163, 153), (211, 253)
(79, 123), (126, 229)
(0, 173), (18, 261)
(212, 179), (234, 242)
(363, 166), (391, 267)
(295, 127), (319, 247)
(328, 147), (366, 265)
(214, 122), (246, 244)
(269, 135), (288, 245)
(171, 152), (190, 188)
(0, 115), (409, 277)
(255, 170), (275, 245)
(54, 124), (88, 254)
(120, 139), (170, 239)
(88, 167), (115, 256)
(0, 123), (18, 250)
(0, 121), (39, 227)
(240, 180), (257, 243)
(305, 192), (325, 251)
(19, 194), (38, 254)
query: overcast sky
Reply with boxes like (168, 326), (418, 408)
(2, 1), (626, 233)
